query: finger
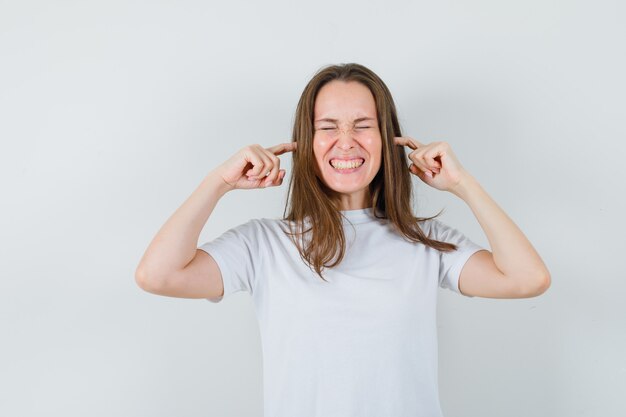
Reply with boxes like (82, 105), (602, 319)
(270, 169), (286, 187)
(416, 163), (435, 177)
(425, 156), (441, 170)
(263, 168), (286, 188)
(267, 141), (297, 156)
(262, 155), (281, 187)
(408, 150), (431, 175)
(395, 136), (417, 150)
(249, 150), (273, 178)
(411, 146), (439, 175)
(246, 160), (266, 179)
(245, 151), (266, 180)
(395, 136), (424, 150)
(409, 163), (430, 180)
(256, 163), (272, 181)
(423, 149), (442, 170)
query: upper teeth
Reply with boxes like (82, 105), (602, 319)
(330, 159), (364, 169)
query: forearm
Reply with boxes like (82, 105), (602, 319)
(135, 169), (231, 285)
(451, 175), (550, 286)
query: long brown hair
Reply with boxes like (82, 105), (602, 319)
(282, 63), (459, 281)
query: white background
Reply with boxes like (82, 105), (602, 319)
(1, 0), (624, 416)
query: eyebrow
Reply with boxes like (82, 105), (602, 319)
(314, 117), (376, 123)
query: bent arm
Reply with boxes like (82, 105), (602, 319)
(451, 175), (551, 297)
(135, 169), (231, 292)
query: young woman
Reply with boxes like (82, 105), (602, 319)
(135, 63), (550, 417)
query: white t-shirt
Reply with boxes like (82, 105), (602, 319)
(198, 207), (485, 417)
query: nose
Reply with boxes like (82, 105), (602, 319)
(335, 127), (357, 149)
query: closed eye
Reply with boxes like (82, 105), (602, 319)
(316, 126), (371, 131)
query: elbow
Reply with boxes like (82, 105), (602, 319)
(135, 266), (164, 294)
(516, 269), (551, 298)
(134, 267), (150, 291)
(540, 272), (551, 294)
(531, 270), (551, 297)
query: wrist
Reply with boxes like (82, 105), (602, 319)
(204, 170), (233, 197)
(449, 173), (480, 200)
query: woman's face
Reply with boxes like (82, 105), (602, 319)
(312, 80), (382, 211)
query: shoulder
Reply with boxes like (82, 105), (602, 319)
(415, 217), (474, 247)
(222, 217), (295, 233)
(415, 217), (437, 236)
(236, 217), (296, 240)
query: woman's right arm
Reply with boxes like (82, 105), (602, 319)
(134, 170), (231, 298)
(134, 142), (295, 299)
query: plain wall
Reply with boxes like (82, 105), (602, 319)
(1, 0), (625, 416)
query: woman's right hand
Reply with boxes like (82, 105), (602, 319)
(213, 142), (297, 192)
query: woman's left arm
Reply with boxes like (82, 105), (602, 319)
(396, 137), (551, 298)
(450, 174), (551, 297)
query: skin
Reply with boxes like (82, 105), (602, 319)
(313, 80), (382, 210)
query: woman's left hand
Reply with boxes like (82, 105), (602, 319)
(394, 136), (472, 193)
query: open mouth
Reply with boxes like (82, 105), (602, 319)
(329, 158), (365, 173)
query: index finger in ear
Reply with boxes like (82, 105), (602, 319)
(394, 136), (423, 150)
(267, 141), (297, 156)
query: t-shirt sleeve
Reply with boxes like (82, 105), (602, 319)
(428, 219), (487, 297)
(197, 219), (260, 303)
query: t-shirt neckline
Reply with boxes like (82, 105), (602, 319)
(339, 207), (381, 225)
